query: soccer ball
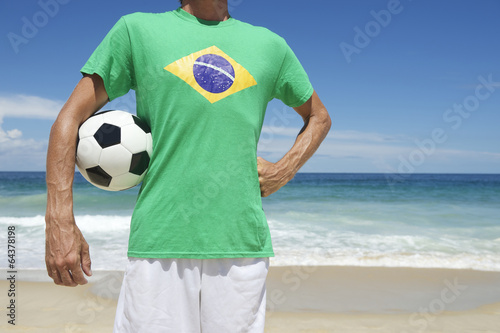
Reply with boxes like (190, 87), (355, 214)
(76, 110), (152, 191)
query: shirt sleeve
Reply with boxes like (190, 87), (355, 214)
(272, 42), (314, 108)
(80, 17), (136, 101)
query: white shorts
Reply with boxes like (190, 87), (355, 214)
(113, 257), (269, 333)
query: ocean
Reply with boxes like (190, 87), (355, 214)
(1, 172), (499, 272)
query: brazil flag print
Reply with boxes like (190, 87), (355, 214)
(164, 45), (257, 103)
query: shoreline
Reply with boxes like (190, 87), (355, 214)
(2, 266), (500, 332)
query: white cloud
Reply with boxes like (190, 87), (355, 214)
(0, 94), (63, 120)
(6, 129), (22, 139)
(260, 126), (300, 138)
(258, 137), (409, 161)
(257, 126), (500, 173)
(260, 126), (408, 143)
(327, 130), (407, 143)
(0, 128), (23, 143)
(0, 94), (62, 170)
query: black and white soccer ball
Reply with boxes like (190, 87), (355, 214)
(76, 110), (152, 191)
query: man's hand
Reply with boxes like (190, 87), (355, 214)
(45, 216), (92, 286)
(257, 156), (292, 197)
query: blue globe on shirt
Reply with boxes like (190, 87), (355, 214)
(193, 54), (235, 94)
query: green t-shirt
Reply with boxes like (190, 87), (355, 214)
(81, 8), (313, 259)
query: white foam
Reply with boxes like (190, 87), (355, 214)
(270, 249), (500, 271)
(0, 215), (45, 227)
(75, 215), (131, 233)
(2, 215), (500, 272)
(0, 215), (131, 232)
(267, 218), (500, 271)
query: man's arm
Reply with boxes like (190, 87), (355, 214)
(45, 74), (108, 286)
(257, 91), (331, 197)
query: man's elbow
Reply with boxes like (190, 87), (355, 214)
(318, 107), (332, 135)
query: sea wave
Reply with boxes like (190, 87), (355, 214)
(0, 215), (131, 231)
(268, 218), (500, 271)
(1, 215), (500, 272)
(270, 248), (500, 271)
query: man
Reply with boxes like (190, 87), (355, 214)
(45, 0), (331, 332)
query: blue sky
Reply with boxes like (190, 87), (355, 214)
(0, 0), (499, 173)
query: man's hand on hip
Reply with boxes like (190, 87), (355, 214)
(257, 156), (292, 197)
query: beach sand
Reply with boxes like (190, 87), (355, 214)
(2, 266), (500, 332)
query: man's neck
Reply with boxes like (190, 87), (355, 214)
(181, 0), (229, 22)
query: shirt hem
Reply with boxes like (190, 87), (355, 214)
(288, 86), (314, 108)
(81, 66), (120, 102)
